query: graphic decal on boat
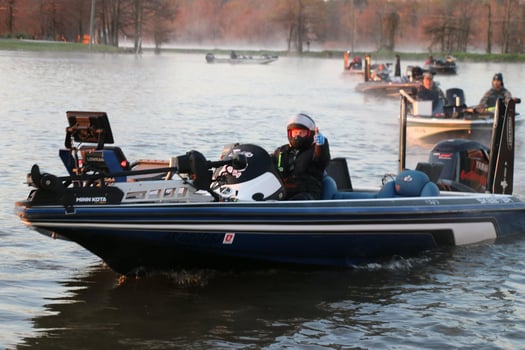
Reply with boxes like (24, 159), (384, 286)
(223, 233), (235, 244)
(75, 196), (108, 204)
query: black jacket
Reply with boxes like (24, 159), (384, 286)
(272, 140), (330, 200)
(417, 84), (445, 111)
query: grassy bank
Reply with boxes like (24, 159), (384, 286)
(0, 38), (125, 53)
(2, 38), (525, 62)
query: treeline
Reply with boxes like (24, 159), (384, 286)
(1, 0), (524, 54)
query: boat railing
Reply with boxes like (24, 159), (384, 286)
(399, 89), (412, 172)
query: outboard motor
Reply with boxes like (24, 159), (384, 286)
(205, 53), (215, 63)
(429, 139), (490, 192)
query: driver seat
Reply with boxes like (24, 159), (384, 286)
(376, 169), (440, 197)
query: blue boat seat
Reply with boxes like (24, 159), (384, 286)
(322, 176), (376, 200)
(376, 169), (440, 198)
(322, 175), (339, 199)
(325, 157), (353, 191)
(59, 149), (78, 176)
(59, 146), (130, 182)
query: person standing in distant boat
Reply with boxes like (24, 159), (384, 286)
(476, 73), (512, 112)
(272, 113), (331, 200)
(417, 72), (445, 113)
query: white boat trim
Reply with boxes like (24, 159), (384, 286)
(28, 220), (497, 246)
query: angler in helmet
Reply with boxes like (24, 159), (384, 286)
(476, 73), (512, 112)
(272, 113), (331, 200)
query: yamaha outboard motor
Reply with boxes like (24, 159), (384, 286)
(429, 139), (490, 193)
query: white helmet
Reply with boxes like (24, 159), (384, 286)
(287, 113), (315, 149)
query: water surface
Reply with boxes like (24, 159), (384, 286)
(1, 51), (525, 349)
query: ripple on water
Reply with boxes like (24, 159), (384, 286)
(2, 52), (525, 349)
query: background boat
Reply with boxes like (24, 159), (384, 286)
(205, 52), (278, 64)
(407, 112), (525, 139)
(355, 54), (424, 97)
(343, 52), (364, 74)
(424, 55), (458, 75)
(404, 88), (523, 140)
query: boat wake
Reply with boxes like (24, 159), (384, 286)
(352, 254), (433, 272)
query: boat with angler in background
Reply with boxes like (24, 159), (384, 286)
(424, 55), (458, 75)
(355, 54), (430, 97)
(205, 52), (278, 65)
(404, 87), (524, 139)
(15, 97), (525, 276)
(343, 51), (364, 74)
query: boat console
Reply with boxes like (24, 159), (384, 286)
(65, 111), (114, 147)
(59, 112), (130, 182)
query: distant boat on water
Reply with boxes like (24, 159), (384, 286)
(205, 52), (278, 65)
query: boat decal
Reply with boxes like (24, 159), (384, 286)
(75, 196), (108, 204)
(223, 233), (235, 244)
(28, 220), (496, 237)
(475, 195), (514, 204)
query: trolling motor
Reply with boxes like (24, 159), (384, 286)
(25, 111), (252, 205)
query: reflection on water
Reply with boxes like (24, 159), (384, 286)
(17, 257), (438, 349)
(2, 51), (525, 349)
(17, 240), (525, 349)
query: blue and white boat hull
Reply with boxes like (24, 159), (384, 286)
(17, 194), (525, 274)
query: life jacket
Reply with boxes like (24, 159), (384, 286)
(273, 141), (330, 200)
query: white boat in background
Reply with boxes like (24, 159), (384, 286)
(408, 114), (525, 139)
(402, 89), (523, 139)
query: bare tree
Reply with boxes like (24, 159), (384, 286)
(270, 0), (299, 51)
(422, 0), (473, 53)
(272, 0), (324, 53)
(381, 10), (399, 50)
(486, 1), (492, 53)
(502, 0), (512, 53)
(98, 0), (123, 47)
(3, 0), (525, 54)
(132, 0), (143, 53)
(145, 0), (178, 53)
(38, 0), (69, 41)
(4, 0), (17, 35)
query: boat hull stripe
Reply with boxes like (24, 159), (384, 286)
(27, 220), (497, 245)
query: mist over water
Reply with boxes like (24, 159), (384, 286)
(1, 50), (525, 349)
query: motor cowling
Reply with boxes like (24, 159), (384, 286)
(429, 139), (490, 193)
(212, 144), (285, 201)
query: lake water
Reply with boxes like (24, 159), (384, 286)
(2, 50), (525, 349)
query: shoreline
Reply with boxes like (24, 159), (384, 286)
(2, 38), (525, 62)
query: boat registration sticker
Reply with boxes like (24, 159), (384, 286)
(223, 233), (235, 244)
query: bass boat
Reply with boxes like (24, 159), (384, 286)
(355, 54), (426, 97)
(424, 55), (457, 75)
(205, 52), (278, 65)
(343, 52), (364, 74)
(404, 88), (524, 139)
(15, 98), (525, 275)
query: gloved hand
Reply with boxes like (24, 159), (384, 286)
(314, 131), (325, 145)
